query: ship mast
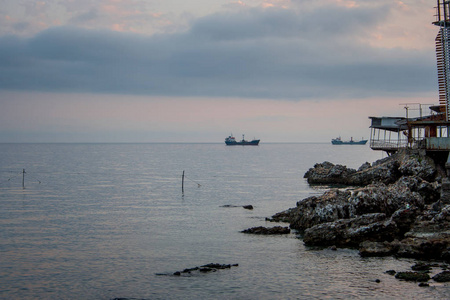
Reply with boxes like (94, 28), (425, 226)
(433, 0), (450, 121)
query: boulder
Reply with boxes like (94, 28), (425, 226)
(432, 271), (450, 282)
(395, 271), (430, 282)
(303, 213), (397, 247)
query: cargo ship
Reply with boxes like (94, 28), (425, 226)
(225, 134), (260, 146)
(331, 137), (367, 145)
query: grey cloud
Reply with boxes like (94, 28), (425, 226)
(0, 5), (437, 99)
(69, 8), (99, 24)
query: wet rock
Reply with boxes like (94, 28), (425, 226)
(360, 241), (396, 257)
(418, 282), (429, 287)
(241, 226), (290, 235)
(432, 270), (450, 282)
(411, 262), (432, 271)
(243, 205), (254, 210)
(395, 271), (430, 282)
(266, 208), (295, 223)
(385, 270), (396, 275)
(161, 263), (238, 277)
(304, 150), (437, 186)
(303, 213), (396, 247)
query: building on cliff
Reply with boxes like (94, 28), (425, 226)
(369, 1), (450, 159)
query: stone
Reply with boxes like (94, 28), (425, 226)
(432, 271), (450, 282)
(395, 271), (430, 282)
(241, 226), (290, 235)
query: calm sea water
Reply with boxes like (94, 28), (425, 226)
(0, 143), (449, 299)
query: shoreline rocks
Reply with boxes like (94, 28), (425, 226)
(271, 149), (450, 262)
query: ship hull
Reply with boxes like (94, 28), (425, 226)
(332, 140), (367, 145)
(225, 140), (260, 146)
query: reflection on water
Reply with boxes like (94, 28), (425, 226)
(0, 143), (448, 299)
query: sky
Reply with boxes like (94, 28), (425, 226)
(0, 0), (442, 143)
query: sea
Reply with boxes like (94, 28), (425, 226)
(0, 143), (449, 300)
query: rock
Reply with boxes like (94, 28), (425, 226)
(303, 213), (396, 247)
(358, 162), (371, 172)
(266, 208), (295, 223)
(385, 270), (396, 275)
(241, 226), (290, 235)
(432, 271), (450, 282)
(303, 162), (357, 185)
(243, 205), (254, 210)
(418, 282), (429, 287)
(168, 263), (238, 277)
(411, 262), (432, 271)
(289, 189), (354, 231)
(304, 150), (438, 186)
(395, 271), (430, 282)
(360, 241), (396, 257)
(272, 149), (449, 260)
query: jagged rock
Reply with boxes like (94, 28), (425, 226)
(360, 241), (396, 257)
(358, 162), (371, 172)
(243, 205), (254, 210)
(432, 271), (450, 282)
(304, 150), (438, 186)
(266, 208), (295, 223)
(303, 213), (397, 247)
(397, 153), (436, 182)
(289, 189), (353, 231)
(386, 270), (396, 275)
(303, 162), (357, 185)
(411, 262), (433, 271)
(241, 226), (290, 235)
(167, 263), (238, 277)
(271, 149), (450, 261)
(395, 271), (430, 282)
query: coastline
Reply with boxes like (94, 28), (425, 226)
(269, 148), (450, 262)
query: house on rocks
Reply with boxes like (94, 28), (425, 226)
(369, 1), (450, 164)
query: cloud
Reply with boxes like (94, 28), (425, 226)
(0, 3), (438, 100)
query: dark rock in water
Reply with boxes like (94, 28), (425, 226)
(199, 268), (215, 273)
(395, 271), (430, 282)
(411, 263), (432, 271)
(243, 205), (254, 210)
(159, 263), (238, 277)
(241, 226), (290, 235)
(303, 213), (397, 247)
(432, 271), (450, 282)
(375, 279), (381, 283)
(266, 208), (295, 223)
(386, 270), (396, 276)
(418, 282), (429, 287)
(201, 263), (237, 269)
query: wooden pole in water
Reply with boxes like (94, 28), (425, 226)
(182, 170), (185, 194)
(22, 169), (25, 189)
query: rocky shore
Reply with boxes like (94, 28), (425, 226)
(269, 149), (450, 261)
